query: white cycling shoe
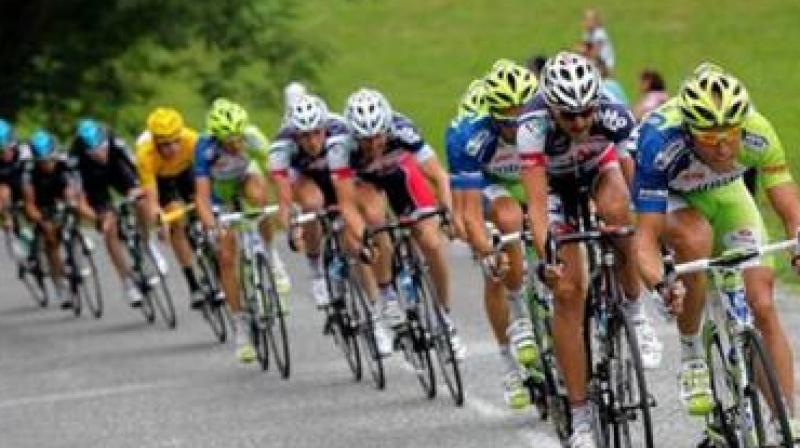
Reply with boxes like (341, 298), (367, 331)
(633, 317), (663, 369)
(310, 277), (330, 308)
(372, 320), (393, 357)
(381, 299), (405, 328)
(569, 423), (597, 448)
(271, 248), (291, 294)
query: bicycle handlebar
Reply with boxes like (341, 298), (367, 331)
(218, 204), (280, 226)
(673, 237), (800, 275)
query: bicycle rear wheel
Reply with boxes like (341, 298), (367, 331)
(743, 328), (793, 447)
(349, 271), (385, 390)
(418, 267), (462, 405)
(610, 307), (654, 448)
(143, 247), (176, 329)
(258, 253), (290, 379)
(69, 231), (103, 319)
(196, 247), (227, 342)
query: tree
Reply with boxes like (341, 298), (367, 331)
(0, 0), (324, 134)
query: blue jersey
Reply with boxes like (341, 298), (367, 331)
(446, 113), (521, 191)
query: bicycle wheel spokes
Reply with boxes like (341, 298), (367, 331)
(70, 233), (103, 319)
(350, 274), (385, 390)
(258, 254), (290, 379)
(142, 249), (176, 329)
(404, 308), (436, 399)
(612, 310), (654, 448)
(743, 329), (793, 447)
(197, 251), (226, 343)
(324, 253), (362, 380)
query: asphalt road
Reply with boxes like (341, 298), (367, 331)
(1, 240), (799, 448)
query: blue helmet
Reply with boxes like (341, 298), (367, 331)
(30, 130), (57, 160)
(0, 119), (14, 151)
(76, 118), (105, 150)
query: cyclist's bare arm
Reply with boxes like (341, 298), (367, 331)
(271, 172), (293, 228)
(520, 165), (549, 257)
(418, 156), (453, 212)
(462, 189), (491, 255)
(194, 177), (215, 230)
(22, 184), (42, 225)
(766, 182), (800, 238)
(331, 175), (366, 243)
(635, 212), (666, 288)
(451, 189), (467, 241)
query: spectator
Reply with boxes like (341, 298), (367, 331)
(633, 69), (669, 120)
(582, 8), (615, 73)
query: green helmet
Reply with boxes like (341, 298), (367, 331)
(678, 69), (750, 129)
(458, 79), (487, 116)
(206, 98), (249, 139)
(482, 61), (537, 115)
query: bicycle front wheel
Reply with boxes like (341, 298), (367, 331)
(742, 328), (793, 447)
(257, 253), (290, 379)
(68, 231), (103, 319)
(143, 247), (176, 329)
(704, 320), (740, 447)
(196, 246), (226, 342)
(609, 307), (654, 448)
(349, 271), (385, 390)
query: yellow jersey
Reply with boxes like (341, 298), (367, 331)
(135, 128), (198, 187)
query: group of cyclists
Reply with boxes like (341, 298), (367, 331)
(1, 49), (799, 447)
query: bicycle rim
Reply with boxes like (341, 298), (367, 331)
(70, 233), (103, 318)
(143, 249), (177, 329)
(258, 254), (290, 379)
(704, 322), (741, 447)
(323, 248), (361, 379)
(351, 275), (385, 390)
(743, 329), (793, 447)
(418, 269), (462, 405)
(197, 251), (226, 342)
(612, 309), (654, 448)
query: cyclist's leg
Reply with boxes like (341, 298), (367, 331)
(0, 184), (12, 230)
(217, 227), (240, 313)
(293, 176), (329, 307)
(158, 173), (201, 305)
(701, 181), (795, 415)
(356, 182), (398, 319)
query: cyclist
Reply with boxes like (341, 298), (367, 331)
(69, 119), (147, 307)
(0, 119), (31, 233)
(194, 98), (287, 363)
(329, 88), (463, 359)
(447, 59), (539, 409)
(634, 64), (800, 433)
(270, 94), (344, 307)
(136, 107), (203, 309)
(517, 51), (661, 447)
(22, 130), (80, 308)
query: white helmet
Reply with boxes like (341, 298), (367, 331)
(284, 81), (307, 107)
(286, 94), (328, 132)
(344, 88), (392, 138)
(540, 51), (601, 112)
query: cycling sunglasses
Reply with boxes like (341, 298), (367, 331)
(690, 127), (741, 147)
(555, 107), (595, 121)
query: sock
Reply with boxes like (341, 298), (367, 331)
(499, 344), (518, 374)
(680, 333), (703, 362)
(307, 253), (322, 278)
(621, 293), (645, 323)
(182, 266), (199, 292)
(571, 402), (593, 429)
(507, 288), (529, 321)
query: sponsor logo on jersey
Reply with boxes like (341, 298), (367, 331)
(597, 108), (629, 132)
(466, 130), (491, 157)
(723, 228), (758, 249)
(637, 188), (668, 199)
(393, 125), (420, 145)
(742, 131), (768, 152)
(653, 137), (687, 170)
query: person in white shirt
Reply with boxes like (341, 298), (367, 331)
(582, 8), (615, 72)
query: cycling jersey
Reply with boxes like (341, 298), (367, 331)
(328, 113), (436, 216)
(517, 93), (635, 180)
(633, 98), (791, 214)
(269, 114), (349, 206)
(69, 133), (139, 213)
(135, 127), (199, 187)
(22, 156), (75, 211)
(193, 125), (269, 204)
(0, 143), (32, 201)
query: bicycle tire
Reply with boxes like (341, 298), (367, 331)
(403, 307), (436, 399)
(349, 272), (385, 390)
(11, 232), (49, 308)
(196, 249), (227, 343)
(611, 307), (654, 448)
(743, 328), (793, 447)
(417, 265), (463, 406)
(258, 253), (290, 379)
(69, 231), (103, 319)
(704, 321), (740, 448)
(143, 247), (177, 329)
(323, 243), (362, 380)
(240, 255), (267, 370)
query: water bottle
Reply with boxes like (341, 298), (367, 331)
(398, 267), (416, 305)
(327, 256), (344, 298)
(719, 271), (751, 326)
(13, 227), (34, 260)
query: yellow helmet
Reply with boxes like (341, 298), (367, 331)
(678, 69), (750, 129)
(457, 79), (486, 116)
(482, 61), (538, 115)
(147, 107), (184, 138)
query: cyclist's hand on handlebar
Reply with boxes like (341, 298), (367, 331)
(288, 224), (304, 253)
(535, 260), (563, 289)
(479, 251), (509, 281)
